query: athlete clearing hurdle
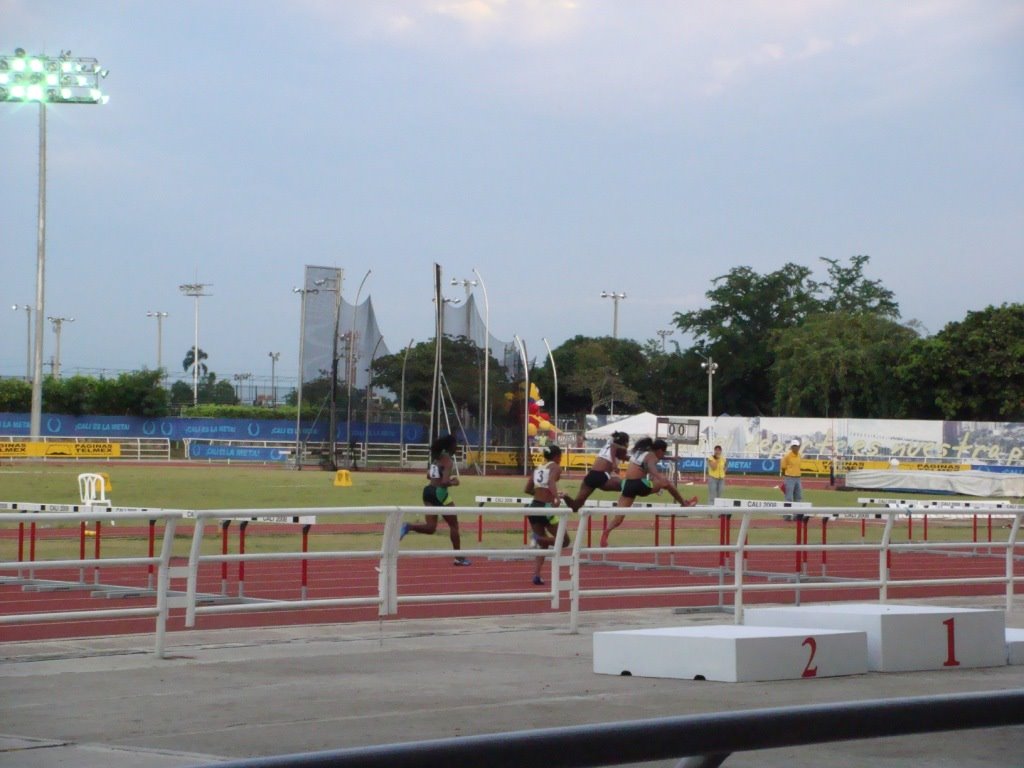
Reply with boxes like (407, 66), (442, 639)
(601, 437), (698, 547)
(561, 431), (630, 512)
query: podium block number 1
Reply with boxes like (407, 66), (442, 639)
(942, 618), (960, 668)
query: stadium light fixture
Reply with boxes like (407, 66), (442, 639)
(179, 283), (212, 406)
(2, 48), (110, 436)
(657, 328), (674, 353)
(268, 351), (280, 407)
(697, 352), (719, 418)
(600, 291), (627, 339)
(47, 315), (75, 379)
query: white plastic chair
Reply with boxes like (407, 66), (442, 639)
(77, 473), (109, 506)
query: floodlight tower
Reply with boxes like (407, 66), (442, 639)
(47, 316), (74, 378)
(179, 282), (212, 406)
(268, 351), (280, 406)
(1, 48), (110, 436)
(600, 291), (627, 338)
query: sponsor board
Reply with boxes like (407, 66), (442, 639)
(0, 442), (121, 458)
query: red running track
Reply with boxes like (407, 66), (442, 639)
(2, 520), (1021, 643)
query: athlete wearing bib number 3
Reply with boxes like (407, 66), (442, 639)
(525, 445), (570, 586)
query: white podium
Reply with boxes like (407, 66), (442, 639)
(744, 603), (1006, 672)
(593, 625), (867, 683)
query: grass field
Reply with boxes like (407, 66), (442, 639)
(0, 462), (967, 509)
(0, 462), (1002, 555)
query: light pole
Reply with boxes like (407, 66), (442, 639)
(698, 353), (719, 417)
(513, 334), (529, 475)
(178, 283), (211, 406)
(268, 351), (280, 407)
(657, 329), (673, 353)
(2, 49), (110, 436)
(47, 316), (74, 378)
(292, 286), (319, 469)
(452, 272), (489, 472)
(600, 291), (627, 338)
(146, 311), (168, 372)
(12, 304), (32, 381)
(399, 337), (414, 468)
(346, 269), (371, 452)
(364, 335), (385, 462)
(543, 337), (558, 442)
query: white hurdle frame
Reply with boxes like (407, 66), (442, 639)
(0, 509), (182, 657)
(3, 504), (1022, 653)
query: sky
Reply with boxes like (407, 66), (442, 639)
(2, 0), (1022, 393)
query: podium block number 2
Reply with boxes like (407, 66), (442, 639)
(801, 637), (818, 678)
(942, 618), (960, 667)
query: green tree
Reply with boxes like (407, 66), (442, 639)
(0, 378), (31, 411)
(897, 303), (1024, 420)
(812, 254), (900, 318)
(43, 375), (95, 416)
(673, 263), (820, 415)
(90, 369), (170, 416)
(371, 336), (509, 421)
(535, 336), (644, 415)
(772, 312), (918, 417)
(182, 347), (209, 378)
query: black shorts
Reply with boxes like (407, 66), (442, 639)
(422, 485), (450, 507)
(621, 478), (653, 499)
(583, 470), (611, 490)
(528, 499), (552, 526)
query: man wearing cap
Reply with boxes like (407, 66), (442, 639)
(781, 439), (803, 502)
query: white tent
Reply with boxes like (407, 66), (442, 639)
(584, 412), (662, 442)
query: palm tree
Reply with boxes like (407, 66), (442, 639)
(182, 347), (209, 378)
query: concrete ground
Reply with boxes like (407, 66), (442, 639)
(1, 598), (1022, 768)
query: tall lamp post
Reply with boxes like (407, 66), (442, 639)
(12, 304), (32, 381)
(364, 335), (385, 461)
(346, 270), (371, 452)
(179, 283), (211, 406)
(698, 353), (719, 417)
(2, 48), (110, 437)
(452, 272), (489, 472)
(399, 337), (414, 468)
(267, 351), (280, 407)
(146, 311), (168, 372)
(47, 316), (74, 378)
(292, 285), (319, 469)
(600, 291), (627, 338)
(512, 334), (529, 475)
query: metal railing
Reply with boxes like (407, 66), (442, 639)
(199, 688), (1024, 768)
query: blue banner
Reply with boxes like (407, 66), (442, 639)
(971, 463), (1024, 475)
(188, 444), (290, 462)
(0, 413), (429, 443)
(675, 457), (781, 475)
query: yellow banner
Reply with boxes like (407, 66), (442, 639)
(0, 442), (121, 458)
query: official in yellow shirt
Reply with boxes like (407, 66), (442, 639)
(780, 439), (803, 502)
(707, 444), (726, 504)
